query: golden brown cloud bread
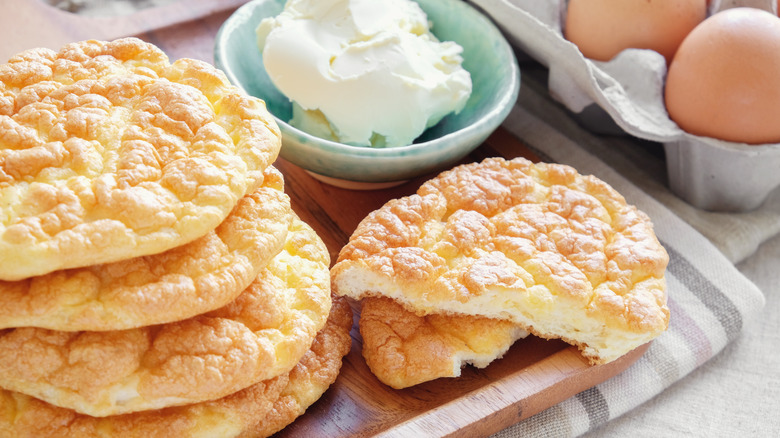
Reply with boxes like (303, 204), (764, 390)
(246, 295), (353, 438)
(0, 166), (291, 331)
(0, 215), (332, 417)
(359, 297), (528, 389)
(332, 157), (669, 364)
(0, 296), (353, 438)
(0, 37), (281, 280)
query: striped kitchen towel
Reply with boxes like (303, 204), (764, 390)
(490, 84), (767, 437)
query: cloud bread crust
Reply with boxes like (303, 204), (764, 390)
(0, 296), (352, 438)
(0, 166), (292, 331)
(331, 157), (670, 364)
(0, 215), (332, 417)
(359, 297), (528, 389)
(0, 37), (282, 280)
(245, 296), (353, 437)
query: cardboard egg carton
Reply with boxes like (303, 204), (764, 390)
(471, 0), (780, 212)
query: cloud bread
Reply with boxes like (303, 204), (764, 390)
(0, 296), (353, 438)
(332, 157), (670, 364)
(244, 295), (353, 438)
(0, 37), (281, 280)
(0, 166), (292, 331)
(0, 214), (332, 417)
(359, 297), (528, 389)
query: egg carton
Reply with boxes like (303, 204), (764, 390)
(470, 0), (780, 212)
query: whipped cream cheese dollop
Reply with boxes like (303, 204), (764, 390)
(256, 0), (473, 148)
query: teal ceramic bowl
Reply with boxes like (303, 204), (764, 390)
(215, 0), (520, 188)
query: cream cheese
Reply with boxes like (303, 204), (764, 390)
(256, 0), (472, 148)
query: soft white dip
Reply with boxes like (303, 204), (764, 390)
(256, 0), (472, 147)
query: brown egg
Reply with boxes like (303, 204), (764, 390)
(664, 7), (780, 145)
(565, 0), (707, 64)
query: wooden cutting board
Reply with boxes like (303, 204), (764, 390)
(271, 129), (649, 437)
(278, 333), (647, 438)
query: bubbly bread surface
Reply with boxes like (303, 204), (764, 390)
(247, 296), (353, 437)
(332, 157), (670, 364)
(0, 166), (292, 331)
(360, 297), (528, 389)
(0, 296), (353, 438)
(0, 37), (281, 280)
(0, 215), (332, 417)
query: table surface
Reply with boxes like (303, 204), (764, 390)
(2, 1), (779, 437)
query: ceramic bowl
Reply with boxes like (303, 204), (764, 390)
(215, 0), (520, 188)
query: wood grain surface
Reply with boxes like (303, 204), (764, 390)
(272, 130), (649, 437)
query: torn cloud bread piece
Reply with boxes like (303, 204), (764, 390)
(0, 215), (332, 417)
(0, 166), (292, 331)
(360, 297), (529, 389)
(0, 37), (281, 281)
(0, 296), (353, 438)
(332, 157), (669, 365)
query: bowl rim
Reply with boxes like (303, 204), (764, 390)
(214, 0), (521, 159)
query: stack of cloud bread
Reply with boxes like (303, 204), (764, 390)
(331, 157), (670, 389)
(0, 37), (352, 437)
